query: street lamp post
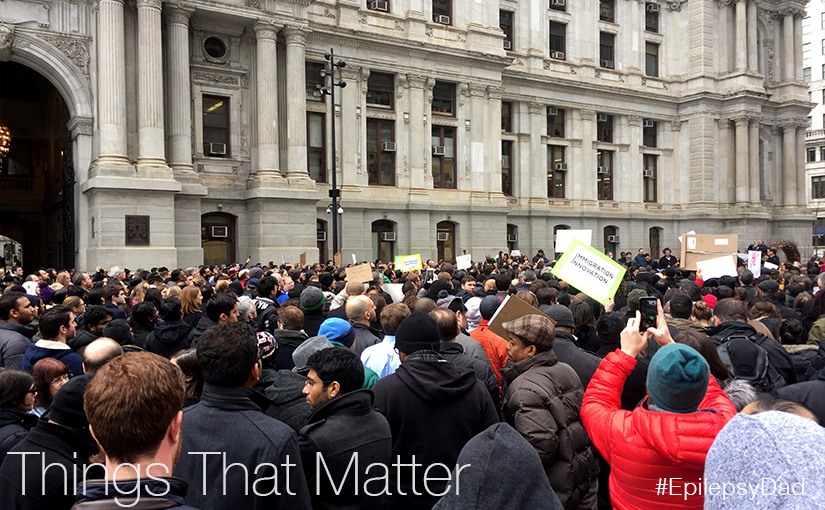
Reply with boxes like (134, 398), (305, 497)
(320, 49), (347, 259)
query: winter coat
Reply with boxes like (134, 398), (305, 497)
(297, 390), (392, 510)
(20, 340), (84, 376)
(130, 323), (153, 349)
(372, 351), (499, 510)
(666, 318), (708, 335)
(302, 308), (327, 338)
(776, 372), (825, 425)
(581, 350), (737, 510)
(351, 323), (381, 357)
(469, 320), (509, 390)
(103, 302), (126, 321)
(439, 342), (500, 408)
(432, 422), (563, 510)
(72, 478), (198, 510)
(68, 328), (99, 357)
(709, 320), (797, 385)
(173, 383), (312, 510)
(574, 325), (601, 353)
(501, 350), (597, 510)
(263, 370), (313, 432)
(0, 407), (37, 465)
(192, 314), (217, 343)
(552, 331), (602, 389)
(0, 417), (103, 510)
(272, 329), (308, 371)
(455, 330), (492, 366)
(595, 343), (650, 411)
(144, 319), (195, 359)
(182, 311), (203, 329)
(0, 321), (35, 369)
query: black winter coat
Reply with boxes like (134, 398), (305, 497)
(297, 390), (392, 510)
(0, 407), (37, 465)
(130, 323), (153, 349)
(302, 309), (327, 338)
(68, 328), (99, 356)
(192, 315), (217, 344)
(264, 370), (313, 432)
(144, 319), (195, 358)
(273, 329), (308, 371)
(776, 373), (825, 425)
(552, 331), (602, 389)
(439, 342), (500, 408)
(709, 320), (797, 385)
(0, 322), (35, 369)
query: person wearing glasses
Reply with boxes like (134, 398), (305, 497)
(0, 369), (38, 463)
(29, 358), (70, 417)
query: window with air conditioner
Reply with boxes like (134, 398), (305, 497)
(550, 0), (565, 12)
(547, 107), (565, 138)
(437, 232), (450, 242)
(548, 145), (566, 198)
(507, 234), (518, 243)
(644, 154), (657, 203)
(307, 112), (326, 182)
(550, 22), (566, 60)
(433, 0), (452, 25)
(643, 120), (657, 148)
(369, 0), (389, 12)
(500, 10), (514, 50)
(599, 0), (615, 22)
(203, 95), (230, 158)
(432, 126), (456, 188)
(597, 149), (613, 200)
(645, 3), (660, 32)
(381, 232), (397, 242)
(368, 119), (395, 186)
(366, 72), (394, 109)
(316, 231), (327, 242)
(597, 114), (613, 143)
(600, 32), (615, 69)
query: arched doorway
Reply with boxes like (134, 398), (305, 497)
(0, 61), (72, 271)
(437, 221), (456, 262)
(201, 212), (237, 266)
(649, 227), (663, 260)
(371, 220), (396, 263)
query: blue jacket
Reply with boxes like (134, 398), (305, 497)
(20, 340), (84, 376)
(104, 303), (127, 321)
(73, 477), (199, 509)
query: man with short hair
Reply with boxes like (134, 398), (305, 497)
(20, 305), (84, 376)
(192, 292), (238, 341)
(501, 314), (598, 509)
(253, 276), (281, 334)
(298, 347), (392, 510)
(360, 303), (410, 378)
(345, 295), (381, 356)
(81, 338), (123, 374)
(666, 291), (707, 334)
(739, 269), (756, 302)
(437, 295), (491, 366)
(273, 305), (308, 371)
(173, 323), (312, 509)
(327, 281), (365, 319)
(73, 351), (197, 509)
(69, 305), (112, 356)
(0, 292), (36, 369)
(102, 283), (127, 320)
(634, 248), (647, 267)
(145, 297), (195, 358)
(658, 248), (677, 269)
(766, 247), (780, 266)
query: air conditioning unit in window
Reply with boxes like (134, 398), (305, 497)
(601, 60), (614, 69)
(208, 142), (226, 156)
(316, 231), (327, 242)
(598, 166), (609, 174)
(381, 232), (397, 242)
(555, 163), (568, 171)
(607, 235), (621, 243)
(507, 234), (518, 243)
(437, 232), (449, 242)
(432, 145), (446, 156)
(503, 40), (512, 50)
(435, 14), (451, 25)
(381, 141), (397, 152)
(643, 169), (654, 178)
(212, 226), (228, 238)
(552, 0), (565, 6)
(370, 0), (388, 11)
(550, 51), (565, 60)
(647, 3), (660, 12)
(643, 119), (655, 128)
(597, 113), (608, 122)
(547, 106), (558, 116)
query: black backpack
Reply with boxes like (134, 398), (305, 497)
(716, 335), (786, 393)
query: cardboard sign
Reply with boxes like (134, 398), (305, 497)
(679, 233), (738, 271)
(487, 294), (555, 341)
(345, 263), (374, 283)
(299, 252), (307, 266)
(551, 239), (627, 306)
(555, 229), (593, 254)
(696, 255), (739, 279)
(456, 254), (472, 270)
(747, 250), (762, 278)
(382, 283), (405, 304)
(395, 254), (423, 271)
(334, 252), (342, 266)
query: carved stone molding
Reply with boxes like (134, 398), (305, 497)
(487, 85), (504, 101)
(39, 35), (90, 78)
(283, 25), (309, 46)
(396, 73), (406, 99)
(246, 0), (260, 8)
(580, 109), (595, 122)
(468, 83), (486, 98)
(0, 24), (14, 61)
(628, 115), (642, 127)
(365, 109), (396, 121)
(360, 67), (370, 95)
(166, 4), (194, 25)
(136, 0), (161, 9)
(528, 102), (543, 115)
(406, 73), (427, 89)
(671, 120), (682, 132)
(323, 7), (336, 19)
(665, 0), (688, 10)
(254, 21), (280, 41)
(192, 71), (240, 86)
(68, 117), (93, 139)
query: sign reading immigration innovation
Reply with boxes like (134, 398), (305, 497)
(551, 238), (626, 306)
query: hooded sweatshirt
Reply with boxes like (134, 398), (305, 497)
(263, 370), (313, 433)
(432, 423), (563, 510)
(144, 319), (195, 359)
(372, 351), (499, 510)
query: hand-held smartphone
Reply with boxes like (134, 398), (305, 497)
(639, 297), (658, 332)
(425, 268), (435, 283)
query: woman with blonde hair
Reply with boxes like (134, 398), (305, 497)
(131, 280), (149, 305)
(52, 271), (71, 290)
(63, 295), (86, 316)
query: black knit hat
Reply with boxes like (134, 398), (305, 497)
(395, 311), (440, 354)
(47, 374), (94, 428)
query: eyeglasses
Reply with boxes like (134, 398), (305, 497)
(27, 387), (37, 395)
(50, 374), (71, 385)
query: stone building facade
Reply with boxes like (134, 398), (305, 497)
(0, 0), (813, 270)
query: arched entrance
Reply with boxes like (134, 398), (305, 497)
(202, 212), (237, 266)
(0, 61), (71, 270)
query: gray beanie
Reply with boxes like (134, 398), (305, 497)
(292, 335), (333, 374)
(543, 304), (575, 329)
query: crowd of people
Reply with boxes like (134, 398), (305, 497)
(0, 243), (823, 509)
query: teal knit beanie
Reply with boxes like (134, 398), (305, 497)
(647, 343), (710, 413)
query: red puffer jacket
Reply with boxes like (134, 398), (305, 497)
(581, 350), (736, 510)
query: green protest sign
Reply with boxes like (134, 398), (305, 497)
(551, 238), (626, 306)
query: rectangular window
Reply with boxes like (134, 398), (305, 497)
(547, 146), (566, 198)
(645, 42), (659, 77)
(368, 0), (389, 12)
(821, 146), (825, 161)
(305, 62), (325, 101)
(805, 67), (813, 83)
(502, 141), (513, 196)
(549, 22), (566, 58)
(433, 0), (452, 24)
(643, 154), (657, 203)
(814, 176), (825, 199)
(597, 114), (614, 143)
(203, 95), (230, 157)
(549, 0), (565, 12)
(366, 72), (394, 109)
(367, 119), (395, 186)
(600, 32), (615, 68)
(822, 89), (825, 103)
(822, 12), (825, 30)
(500, 10), (514, 50)
(822, 39), (825, 55)
(501, 102), (513, 132)
(432, 125), (456, 188)
(547, 107), (565, 138)
(432, 81), (456, 116)
(645, 3), (659, 32)
(307, 112), (325, 182)
(643, 120), (658, 148)
(597, 150), (614, 200)
(599, 0), (615, 22)
(808, 148), (817, 163)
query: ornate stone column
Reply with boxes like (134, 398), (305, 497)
(284, 25), (311, 183)
(783, 13), (794, 80)
(579, 109), (596, 203)
(486, 86), (504, 196)
(748, 118), (760, 205)
(96, 0), (130, 173)
(782, 123), (797, 207)
(797, 124), (807, 206)
(735, 0), (747, 70)
(528, 102), (544, 203)
(733, 117), (749, 204)
(406, 75), (431, 190)
(252, 21), (283, 183)
(165, 5), (195, 177)
(747, 0), (758, 72)
(136, 0), (170, 176)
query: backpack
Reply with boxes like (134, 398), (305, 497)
(716, 335), (786, 393)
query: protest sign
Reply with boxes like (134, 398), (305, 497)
(747, 250), (762, 278)
(352, 254), (358, 265)
(345, 263), (374, 283)
(333, 252), (342, 266)
(555, 230), (593, 254)
(551, 239), (626, 306)
(763, 262), (779, 270)
(679, 233), (738, 271)
(695, 255), (739, 279)
(510, 250), (521, 257)
(281, 254), (286, 265)
(299, 252), (307, 266)
(382, 284), (404, 304)
(456, 254), (472, 270)
(394, 254), (423, 271)
(488, 295), (555, 340)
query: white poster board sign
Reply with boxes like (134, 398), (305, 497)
(456, 254), (472, 270)
(555, 230), (593, 254)
(382, 283), (405, 304)
(747, 250), (762, 278)
(696, 255), (739, 279)
(510, 250), (521, 257)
